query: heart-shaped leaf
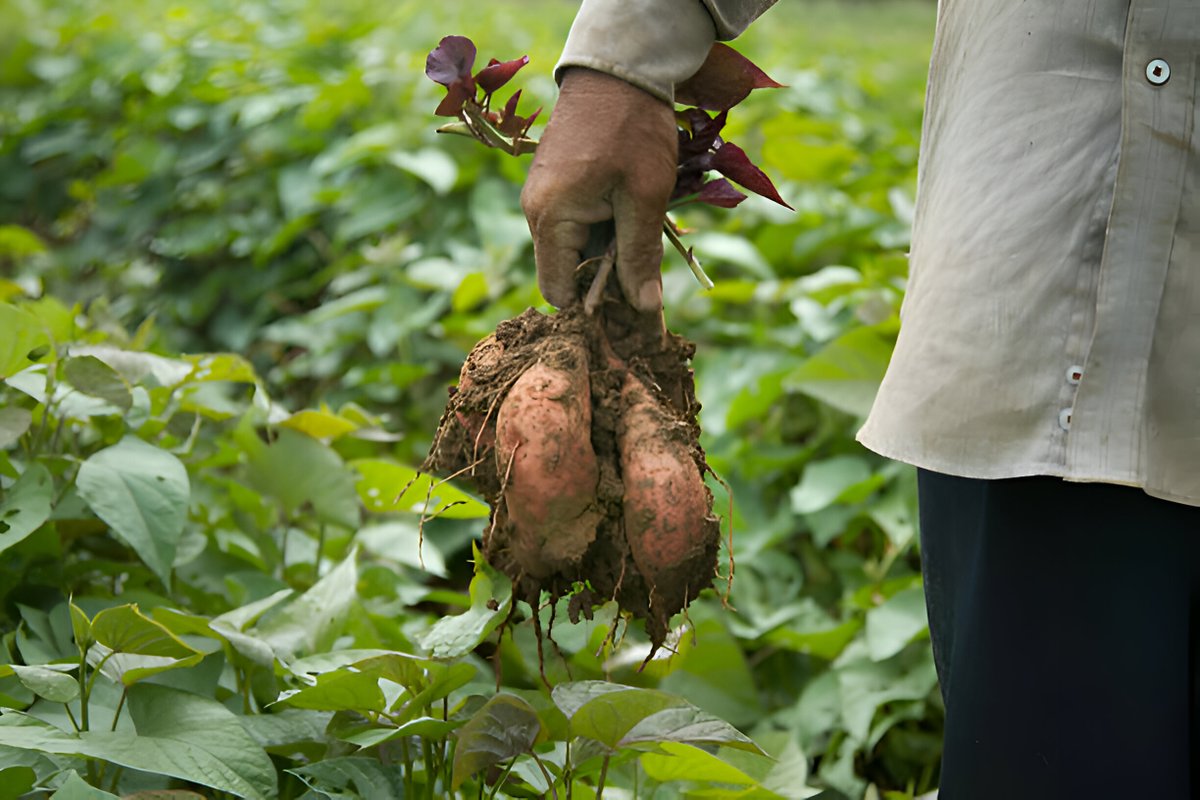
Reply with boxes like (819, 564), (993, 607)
(425, 36), (476, 86)
(451, 694), (542, 789)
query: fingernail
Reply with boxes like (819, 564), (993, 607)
(637, 281), (662, 312)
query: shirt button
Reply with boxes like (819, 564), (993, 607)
(1066, 365), (1084, 385)
(1146, 59), (1171, 86)
(1059, 408), (1073, 431)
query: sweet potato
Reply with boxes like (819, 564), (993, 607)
(494, 338), (602, 578)
(617, 371), (714, 610)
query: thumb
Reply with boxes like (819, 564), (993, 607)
(612, 189), (666, 313)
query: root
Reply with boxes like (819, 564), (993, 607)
(415, 458), (486, 570)
(581, 247), (616, 316)
(705, 466), (737, 609)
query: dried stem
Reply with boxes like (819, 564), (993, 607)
(663, 216), (714, 290)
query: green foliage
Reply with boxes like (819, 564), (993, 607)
(0, 0), (941, 798)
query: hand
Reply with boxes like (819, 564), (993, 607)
(521, 68), (678, 312)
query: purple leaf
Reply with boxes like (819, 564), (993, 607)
(476, 55), (529, 94)
(696, 179), (748, 208)
(677, 108), (727, 160)
(675, 42), (785, 111)
(434, 80), (474, 117)
(426, 36), (477, 86)
(711, 141), (793, 210)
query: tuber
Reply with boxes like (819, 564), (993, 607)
(617, 370), (715, 614)
(493, 337), (602, 578)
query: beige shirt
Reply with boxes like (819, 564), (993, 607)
(560, 0), (1200, 507)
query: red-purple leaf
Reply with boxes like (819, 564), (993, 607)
(711, 141), (793, 209)
(476, 55), (529, 94)
(696, 179), (748, 208)
(677, 108), (728, 160)
(434, 80), (474, 117)
(675, 42), (785, 111)
(426, 36), (477, 86)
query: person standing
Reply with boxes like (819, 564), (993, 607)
(521, 1), (1200, 797)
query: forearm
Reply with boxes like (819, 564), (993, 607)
(555, 0), (777, 104)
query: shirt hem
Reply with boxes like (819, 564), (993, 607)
(855, 429), (1200, 508)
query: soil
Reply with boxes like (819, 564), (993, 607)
(423, 266), (720, 648)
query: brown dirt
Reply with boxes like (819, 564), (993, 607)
(423, 267), (720, 648)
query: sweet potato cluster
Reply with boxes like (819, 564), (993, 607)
(425, 288), (720, 647)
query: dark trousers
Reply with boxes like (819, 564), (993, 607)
(917, 470), (1200, 799)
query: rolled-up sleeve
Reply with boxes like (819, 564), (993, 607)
(555, 0), (777, 104)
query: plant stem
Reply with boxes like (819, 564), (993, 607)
(596, 756), (611, 799)
(662, 218), (714, 290)
(110, 688), (127, 731)
(400, 737), (414, 799)
(423, 739), (435, 799)
(76, 647), (89, 731)
(63, 702), (79, 733)
(486, 758), (516, 800)
(315, 523), (327, 576)
(529, 752), (558, 800)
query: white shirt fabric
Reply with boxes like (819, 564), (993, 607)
(558, 0), (1200, 507)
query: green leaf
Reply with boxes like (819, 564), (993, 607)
(0, 406), (33, 449)
(415, 548), (510, 659)
(0, 684), (277, 799)
(75, 437), (190, 586)
(0, 225), (46, 260)
(357, 520), (447, 576)
(279, 409), (358, 441)
(620, 706), (763, 754)
(10, 665), (79, 704)
(0, 463), (52, 555)
(239, 708), (333, 750)
(182, 353), (258, 384)
(254, 549), (358, 660)
(568, 687), (683, 751)
(68, 346), (193, 388)
(399, 661), (476, 721)
(338, 716), (459, 748)
(837, 650), (938, 742)
(244, 429), (359, 530)
(864, 587), (928, 662)
(276, 669), (386, 713)
(351, 458), (488, 519)
(0, 303), (51, 380)
(0, 765), (37, 800)
(639, 741), (759, 786)
(89, 604), (203, 685)
(451, 272), (489, 312)
(790, 455), (872, 515)
(49, 771), (118, 800)
(288, 756), (404, 800)
(70, 600), (93, 653)
(783, 326), (893, 416)
(451, 694), (542, 789)
(388, 147), (458, 195)
(63, 356), (132, 412)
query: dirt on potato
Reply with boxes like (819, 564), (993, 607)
(423, 268), (721, 648)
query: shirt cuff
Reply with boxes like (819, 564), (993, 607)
(554, 0), (718, 105)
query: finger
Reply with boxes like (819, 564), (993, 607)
(530, 218), (591, 308)
(612, 189), (666, 313)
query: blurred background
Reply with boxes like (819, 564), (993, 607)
(0, 0), (938, 797)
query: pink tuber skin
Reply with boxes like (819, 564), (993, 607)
(617, 370), (711, 604)
(494, 340), (602, 578)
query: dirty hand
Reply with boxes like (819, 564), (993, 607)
(521, 68), (678, 313)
